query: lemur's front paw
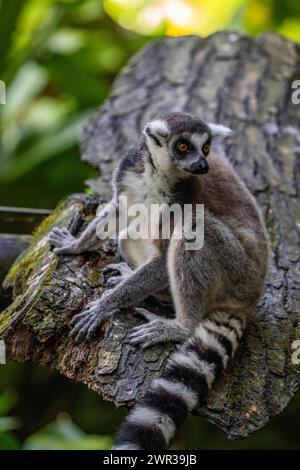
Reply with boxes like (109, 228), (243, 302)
(49, 227), (79, 254)
(102, 262), (133, 288)
(69, 300), (113, 342)
(129, 308), (188, 349)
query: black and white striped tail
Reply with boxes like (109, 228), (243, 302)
(113, 311), (246, 451)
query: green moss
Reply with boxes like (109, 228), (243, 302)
(0, 310), (12, 333)
(5, 251), (37, 285)
(90, 350), (101, 369)
(22, 258), (58, 327)
(0, 254), (58, 335)
(4, 242), (46, 295)
(4, 198), (77, 293)
(32, 211), (60, 242)
(56, 336), (69, 361)
(0, 292), (26, 333)
(268, 225), (278, 249)
(1, 196), (86, 336)
(31, 199), (71, 242)
(88, 268), (103, 288)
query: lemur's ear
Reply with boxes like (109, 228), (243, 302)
(208, 123), (232, 138)
(143, 119), (169, 145)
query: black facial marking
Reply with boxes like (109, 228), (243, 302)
(145, 126), (163, 147)
(173, 137), (195, 158)
(202, 138), (211, 156)
(186, 159), (208, 174)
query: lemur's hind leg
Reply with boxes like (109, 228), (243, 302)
(103, 262), (133, 287)
(129, 213), (250, 349)
(128, 235), (208, 348)
(129, 308), (189, 348)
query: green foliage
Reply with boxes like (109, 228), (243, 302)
(0, 0), (147, 208)
(0, 378), (112, 450)
(104, 0), (300, 39)
(23, 414), (112, 450)
(0, 390), (21, 450)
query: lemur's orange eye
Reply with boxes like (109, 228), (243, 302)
(202, 143), (210, 156)
(177, 142), (188, 152)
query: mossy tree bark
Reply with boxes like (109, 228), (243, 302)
(1, 31), (300, 439)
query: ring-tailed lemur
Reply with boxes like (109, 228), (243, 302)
(49, 112), (269, 450)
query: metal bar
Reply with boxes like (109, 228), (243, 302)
(0, 206), (52, 234)
(0, 233), (32, 308)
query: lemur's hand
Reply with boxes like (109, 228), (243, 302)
(49, 227), (80, 254)
(69, 299), (116, 342)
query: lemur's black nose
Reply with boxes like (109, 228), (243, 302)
(190, 159), (209, 174)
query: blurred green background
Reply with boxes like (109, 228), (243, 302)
(0, 0), (300, 450)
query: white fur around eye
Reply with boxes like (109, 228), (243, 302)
(208, 123), (232, 138)
(144, 119), (169, 137)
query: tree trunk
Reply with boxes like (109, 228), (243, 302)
(1, 31), (300, 440)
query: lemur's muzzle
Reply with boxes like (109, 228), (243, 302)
(185, 159), (209, 175)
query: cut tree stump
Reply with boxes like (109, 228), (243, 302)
(1, 31), (300, 440)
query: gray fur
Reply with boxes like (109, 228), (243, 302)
(49, 112), (269, 449)
(49, 200), (118, 254)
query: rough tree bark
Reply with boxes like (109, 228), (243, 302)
(1, 31), (300, 440)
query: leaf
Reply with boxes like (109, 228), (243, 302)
(2, 61), (48, 123)
(0, 390), (18, 416)
(0, 109), (95, 183)
(0, 417), (20, 432)
(0, 0), (28, 74)
(23, 416), (112, 450)
(45, 54), (103, 107)
(0, 432), (21, 450)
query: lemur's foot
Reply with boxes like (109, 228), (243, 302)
(106, 276), (125, 287)
(102, 262), (133, 287)
(129, 308), (188, 349)
(69, 300), (116, 342)
(102, 262), (133, 276)
(49, 227), (79, 254)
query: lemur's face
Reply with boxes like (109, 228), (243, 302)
(144, 112), (232, 177)
(167, 119), (211, 175)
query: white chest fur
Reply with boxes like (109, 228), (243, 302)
(118, 169), (171, 267)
